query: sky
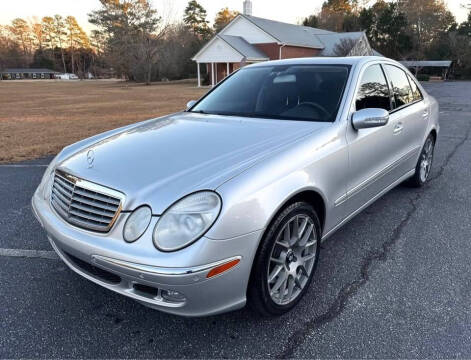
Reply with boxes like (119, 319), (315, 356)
(1, 0), (469, 32)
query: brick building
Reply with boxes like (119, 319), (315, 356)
(1, 68), (58, 80)
(192, 0), (375, 87)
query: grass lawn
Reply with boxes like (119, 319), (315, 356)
(0, 80), (208, 163)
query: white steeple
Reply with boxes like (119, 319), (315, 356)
(243, 0), (253, 16)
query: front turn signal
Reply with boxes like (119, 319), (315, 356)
(206, 258), (240, 278)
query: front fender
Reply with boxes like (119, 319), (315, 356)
(206, 126), (346, 240)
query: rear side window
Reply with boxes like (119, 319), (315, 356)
(384, 65), (413, 109)
(407, 74), (423, 102)
(355, 64), (391, 111)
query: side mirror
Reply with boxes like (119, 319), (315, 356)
(186, 100), (197, 110)
(352, 108), (389, 130)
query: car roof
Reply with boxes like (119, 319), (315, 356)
(246, 56), (398, 68)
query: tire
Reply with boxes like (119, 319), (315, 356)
(247, 202), (321, 317)
(405, 134), (435, 188)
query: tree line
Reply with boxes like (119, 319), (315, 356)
(0, 15), (95, 77)
(87, 0), (238, 83)
(1, 0), (470, 82)
(303, 0), (471, 78)
(0, 0), (239, 83)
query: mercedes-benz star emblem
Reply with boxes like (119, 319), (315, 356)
(86, 149), (95, 168)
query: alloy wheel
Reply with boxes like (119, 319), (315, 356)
(267, 214), (318, 305)
(420, 137), (434, 183)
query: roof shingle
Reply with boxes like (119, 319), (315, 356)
(219, 35), (269, 60)
(243, 15), (331, 49)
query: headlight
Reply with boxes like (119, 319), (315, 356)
(42, 171), (55, 200)
(153, 191), (222, 252)
(39, 155), (59, 200)
(123, 206), (152, 243)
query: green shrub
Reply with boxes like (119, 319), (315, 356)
(417, 74), (430, 81)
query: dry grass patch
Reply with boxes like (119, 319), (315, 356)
(0, 80), (207, 163)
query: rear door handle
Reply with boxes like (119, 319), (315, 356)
(423, 110), (429, 118)
(393, 122), (403, 134)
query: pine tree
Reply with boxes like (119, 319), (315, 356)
(41, 17), (56, 51)
(8, 18), (31, 55)
(183, 0), (211, 38)
(53, 15), (67, 73)
(66, 16), (80, 74)
(30, 18), (44, 51)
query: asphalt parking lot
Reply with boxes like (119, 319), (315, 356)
(1, 81), (471, 358)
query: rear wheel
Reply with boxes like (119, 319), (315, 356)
(248, 202), (321, 316)
(405, 134), (435, 187)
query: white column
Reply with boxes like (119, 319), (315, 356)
(211, 63), (215, 87)
(197, 62), (201, 87)
(227, 62), (230, 77)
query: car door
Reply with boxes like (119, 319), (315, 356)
(407, 73), (429, 152)
(383, 65), (428, 172)
(344, 62), (404, 216)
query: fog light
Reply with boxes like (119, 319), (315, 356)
(161, 289), (186, 303)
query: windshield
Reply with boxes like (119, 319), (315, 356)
(191, 64), (350, 122)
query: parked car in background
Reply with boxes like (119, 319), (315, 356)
(56, 73), (79, 80)
(32, 56), (439, 317)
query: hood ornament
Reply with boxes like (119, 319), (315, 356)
(86, 149), (95, 168)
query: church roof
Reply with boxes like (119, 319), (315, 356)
(219, 35), (269, 60)
(242, 15), (330, 49)
(193, 14), (379, 63)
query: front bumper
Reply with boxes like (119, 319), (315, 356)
(32, 190), (262, 317)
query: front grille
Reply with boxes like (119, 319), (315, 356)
(51, 170), (124, 233)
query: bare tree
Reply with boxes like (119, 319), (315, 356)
(89, 0), (168, 84)
(333, 37), (358, 56)
(213, 7), (239, 33)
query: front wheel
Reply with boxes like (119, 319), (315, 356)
(405, 134), (435, 187)
(247, 202), (321, 316)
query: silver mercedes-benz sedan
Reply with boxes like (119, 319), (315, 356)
(32, 56), (439, 317)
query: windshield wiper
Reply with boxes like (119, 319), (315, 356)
(190, 109), (210, 114)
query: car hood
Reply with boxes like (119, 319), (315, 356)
(58, 112), (327, 213)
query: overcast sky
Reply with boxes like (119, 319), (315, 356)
(1, 0), (469, 32)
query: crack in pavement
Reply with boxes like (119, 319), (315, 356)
(279, 195), (420, 359)
(429, 124), (471, 182)
(279, 127), (471, 359)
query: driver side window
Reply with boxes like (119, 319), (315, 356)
(355, 64), (391, 112)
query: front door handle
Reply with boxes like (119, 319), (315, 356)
(393, 122), (403, 134)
